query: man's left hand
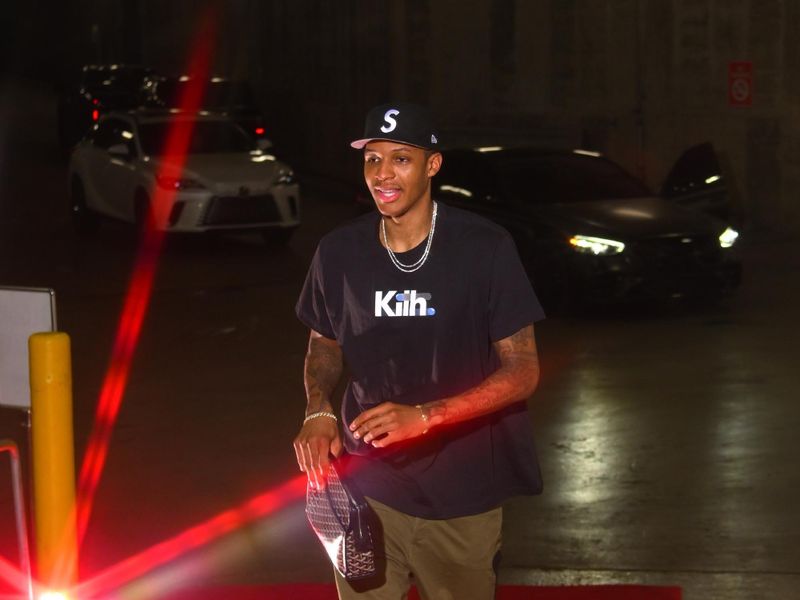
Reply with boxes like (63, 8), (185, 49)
(349, 402), (428, 447)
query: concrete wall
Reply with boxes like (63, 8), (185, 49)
(58, 0), (800, 233)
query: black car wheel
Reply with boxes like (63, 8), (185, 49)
(70, 178), (99, 236)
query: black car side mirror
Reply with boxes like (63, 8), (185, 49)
(108, 143), (131, 160)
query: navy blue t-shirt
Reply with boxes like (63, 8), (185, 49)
(296, 202), (546, 519)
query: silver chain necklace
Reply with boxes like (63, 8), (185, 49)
(381, 202), (438, 273)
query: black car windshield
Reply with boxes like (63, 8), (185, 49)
(83, 68), (150, 92)
(156, 80), (255, 109)
(491, 152), (652, 203)
(138, 120), (255, 156)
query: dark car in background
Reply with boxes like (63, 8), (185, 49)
(433, 144), (741, 311)
(140, 75), (268, 142)
(57, 64), (154, 153)
(660, 142), (733, 222)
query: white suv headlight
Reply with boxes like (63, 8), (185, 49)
(718, 227), (739, 248)
(569, 235), (625, 255)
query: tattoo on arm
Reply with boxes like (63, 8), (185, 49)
(304, 330), (344, 415)
(426, 324), (539, 427)
(496, 325), (539, 367)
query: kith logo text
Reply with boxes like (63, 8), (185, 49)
(375, 290), (436, 317)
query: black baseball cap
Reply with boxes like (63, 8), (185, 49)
(350, 102), (440, 150)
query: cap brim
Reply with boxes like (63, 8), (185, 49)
(350, 137), (432, 150)
(350, 138), (375, 149)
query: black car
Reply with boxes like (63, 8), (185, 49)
(57, 64), (154, 153)
(433, 144), (742, 310)
(140, 75), (268, 142)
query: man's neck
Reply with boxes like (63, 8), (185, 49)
(382, 198), (435, 253)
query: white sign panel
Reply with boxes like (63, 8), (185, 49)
(0, 287), (57, 408)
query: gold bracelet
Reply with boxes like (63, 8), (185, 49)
(415, 404), (429, 434)
(303, 411), (338, 425)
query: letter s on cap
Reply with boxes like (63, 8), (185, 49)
(380, 109), (399, 133)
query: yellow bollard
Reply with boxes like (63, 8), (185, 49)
(29, 332), (78, 591)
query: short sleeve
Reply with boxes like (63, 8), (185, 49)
(295, 244), (337, 340)
(488, 233), (546, 341)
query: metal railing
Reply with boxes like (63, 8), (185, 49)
(1, 439), (33, 600)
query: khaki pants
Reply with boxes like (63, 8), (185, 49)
(335, 498), (502, 600)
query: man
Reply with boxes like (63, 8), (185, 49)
(294, 102), (545, 599)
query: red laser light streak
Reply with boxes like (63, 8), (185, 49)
(75, 7), (219, 549)
(76, 476), (307, 599)
(0, 554), (27, 596)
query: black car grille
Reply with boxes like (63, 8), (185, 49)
(201, 194), (280, 226)
(634, 235), (721, 271)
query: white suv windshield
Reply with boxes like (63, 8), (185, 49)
(138, 120), (255, 156)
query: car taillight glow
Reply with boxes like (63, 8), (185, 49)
(92, 109), (99, 121)
(255, 127), (265, 135)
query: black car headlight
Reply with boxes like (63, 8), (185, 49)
(569, 235), (626, 256)
(718, 227), (739, 248)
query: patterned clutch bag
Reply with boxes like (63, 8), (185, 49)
(305, 462), (377, 581)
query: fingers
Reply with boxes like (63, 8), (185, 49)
(309, 439), (331, 490)
(331, 435), (344, 458)
(293, 415), (342, 489)
(351, 411), (398, 444)
(360, 418), (394, 444)
(293, 438), (307, 472)
(349, 404), (387, 432)
(308, 448), (329, 490)
(370, 433), (394, 449)
(294, 434), (339, 490)
(349, 403), (427, 447)
(301, 441), (325, 490)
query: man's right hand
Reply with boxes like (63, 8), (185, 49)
(297, 329), (344, 489)
(293, 415), (343, 490)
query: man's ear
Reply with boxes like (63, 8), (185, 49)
(427, 152), (443, 177)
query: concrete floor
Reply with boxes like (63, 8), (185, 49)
(500, 235), (800, 597)
(0, 81), (798, 599)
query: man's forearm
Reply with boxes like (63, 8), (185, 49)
(425, 363), (538, 427)
(304, 332), (344, 415)
(425, 325), (539, 427)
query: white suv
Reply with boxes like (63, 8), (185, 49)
(68, 110), (300, 243)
